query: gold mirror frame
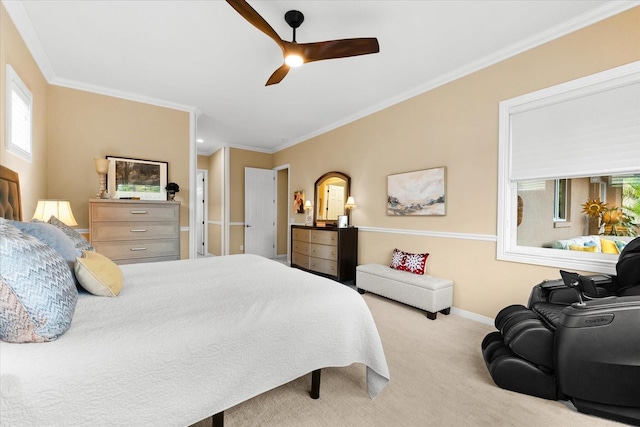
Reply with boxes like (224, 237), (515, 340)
(314, 171), (350, 226)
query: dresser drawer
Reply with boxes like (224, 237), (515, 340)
(91, 222), (179, 242)
(309, 257), (337, 276)
(91, 203), (179, 222)
(292, 240), (310, 256)
(292, 251), (309, 269)
(92, 239), (179, 262)
(310, 243), (337, 261)
(310, 230), (337, 246)
(292, 228), (310, 242)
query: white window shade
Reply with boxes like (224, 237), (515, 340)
(510, 79), (640, 181)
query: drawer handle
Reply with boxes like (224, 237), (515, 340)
(130, 229), (147, 232)
(130, 247), (147, 251)
(130, 210), (148, 214)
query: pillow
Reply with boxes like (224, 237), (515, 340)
(75, 250), (123, 297)
(615, 240), (628, 252)
(568, 244), (598, 252)
(600, 238), (620, 255)
(390, 248), (405, 269)
(390, 248), (429, 275)
(0, 219), (77, 343)
(48, 215), (94, 255)
(8, 219), (78, 275)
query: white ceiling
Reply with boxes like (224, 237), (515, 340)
(4, 0), (634, 155)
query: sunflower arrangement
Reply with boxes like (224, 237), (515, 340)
(582, 198), (637, 236)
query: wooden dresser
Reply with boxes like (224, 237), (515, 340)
(290, 225), (358, 284)
(89, 199), (180, 264)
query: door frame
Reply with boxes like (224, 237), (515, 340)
(196, 168), (208, 256)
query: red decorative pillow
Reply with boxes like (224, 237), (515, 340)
(390, 249), (429, 275)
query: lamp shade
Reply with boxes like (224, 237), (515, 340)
(94, 158), (110, 174)
(32, 200), (78, 226)
(304, 200), (313, 209)
(345, 196), (357, 209)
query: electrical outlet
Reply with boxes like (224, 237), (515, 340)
(240, 244), (244, 252)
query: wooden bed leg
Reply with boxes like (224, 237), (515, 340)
(212, 411), (224, 427)
(310, 369), (321, 399)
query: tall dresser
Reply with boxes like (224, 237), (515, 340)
(89, 199), (180, 264)
(291, 225), (358, 284)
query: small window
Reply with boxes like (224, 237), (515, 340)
(5, 64), (33, 162)
(553, 179), (569, 221)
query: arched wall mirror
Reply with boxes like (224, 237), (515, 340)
(314, 171), (350, 226)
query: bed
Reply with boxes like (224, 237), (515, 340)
(0, 165), (389, 426)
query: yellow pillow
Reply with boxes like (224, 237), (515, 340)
(601, 239), (619, 254)
(74, 251), (123, 297)
(568, 244), (597, 252)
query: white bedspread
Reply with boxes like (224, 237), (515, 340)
(0, 254), (389, 426)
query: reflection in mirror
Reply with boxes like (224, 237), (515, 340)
(314, 172), (350, 225)
(516, 173), (639, 254)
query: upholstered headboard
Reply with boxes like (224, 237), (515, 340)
(0, 165), (22, 221)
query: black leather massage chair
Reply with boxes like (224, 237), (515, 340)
(482, 237), (640, 425)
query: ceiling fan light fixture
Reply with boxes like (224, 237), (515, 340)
(284, 54), (304, 67)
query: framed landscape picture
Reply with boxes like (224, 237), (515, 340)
(106, 156), (168, 200)
(387, 166), (446, 216)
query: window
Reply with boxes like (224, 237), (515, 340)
(554, 179), (569, 222)
(5, 64), (33, 162)
(498, 61), (640, 275)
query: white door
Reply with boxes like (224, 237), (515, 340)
(244, 167), (275, 258)
(196, 170), (207, 256)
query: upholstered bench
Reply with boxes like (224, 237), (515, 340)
(356, 263), (453, 320)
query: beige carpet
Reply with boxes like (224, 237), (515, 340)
(192, 293), (623, 427)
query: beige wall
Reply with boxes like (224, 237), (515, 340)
(0, 3), (49, 219)
(46, 86), (191, 258)
(1, 4), (192, 259)
(273, 7), (640, 318)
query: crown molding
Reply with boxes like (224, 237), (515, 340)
(2, 0), (197, 113)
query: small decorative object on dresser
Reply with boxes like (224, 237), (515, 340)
(304, 200), (314, 226)
(291, 225), (358, 284)
(89, 199), (180, 264)
(165, 182), (180, 201)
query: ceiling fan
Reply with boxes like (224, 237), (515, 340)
(226, 0), (380, 86)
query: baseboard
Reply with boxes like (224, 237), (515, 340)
(450, 307), (494, 325)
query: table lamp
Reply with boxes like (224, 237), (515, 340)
(32, 200), (78, 226)
(94, 158), (110, 199)
(345, 196), (357, 226)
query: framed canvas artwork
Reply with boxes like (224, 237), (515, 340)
(387, 167), (446, 216)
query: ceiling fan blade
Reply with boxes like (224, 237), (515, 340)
(266, 64), (290, 86)
(226, 0), (283, 48)
(301, 38), (379, 63)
